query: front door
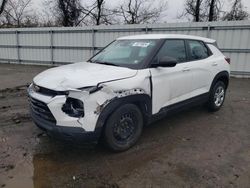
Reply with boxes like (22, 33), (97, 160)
(150, 39), (193, 114)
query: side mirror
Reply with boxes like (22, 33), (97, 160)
(152, 56), (178, 68)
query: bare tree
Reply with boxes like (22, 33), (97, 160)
(79, 0), (115, 26)
(39, 0), (57, 27)
(94, 0), (104, 25)
(0, 0), (37, 27)
(114, 0), (167, 24)
(223, 0), (248, 21)
(41, 0), (65, 27)
(207, 0), (223, 21)
(56, 0), (81, 26)
(208, 0), (215, 21)
(44, 0), (112, 26)
(181, 0), (223, 22)
(42, 0), (169, 26)
(0, 0), (7, 15)
(80, 0), (105, 25)
(194, 0), (201, 22)
(182, 0), (207, 22)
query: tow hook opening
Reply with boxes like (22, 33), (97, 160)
(62, 97), (84, 117)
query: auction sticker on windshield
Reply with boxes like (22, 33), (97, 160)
(132, 42), (150, 48)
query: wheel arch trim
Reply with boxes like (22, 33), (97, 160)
(95, 94), (152, 132)
(210, 71), (229, 91)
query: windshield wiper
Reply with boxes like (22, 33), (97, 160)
(95, 61), (119, 66)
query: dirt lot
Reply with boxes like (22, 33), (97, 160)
(0, 63), (249, 188)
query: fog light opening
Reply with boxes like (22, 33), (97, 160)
(62, 98), (84, 117)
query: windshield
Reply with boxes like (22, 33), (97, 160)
(89, 39), (159, 69)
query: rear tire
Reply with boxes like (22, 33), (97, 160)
(103, 104), (143, 152)
(207, 81), (226, 112)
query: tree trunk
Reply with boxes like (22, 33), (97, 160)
(0, 0), (7, 15)
(96, 0), (102, 25)
(208, 0), (215, 21)
(195, 0), (201, 22)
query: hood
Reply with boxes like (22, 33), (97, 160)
(33, 62), (137, 91)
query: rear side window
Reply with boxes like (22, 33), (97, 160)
(187, 40), (209, 60)
(153, 39), (187, 63)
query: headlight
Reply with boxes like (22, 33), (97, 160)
(31, 83), (40, 93)
(62, 98), (84, 117)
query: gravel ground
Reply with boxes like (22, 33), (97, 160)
(0, 63), (249, 188)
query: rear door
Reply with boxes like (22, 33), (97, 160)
(150, 39), (193, 114)
(185, 40), (214, 96)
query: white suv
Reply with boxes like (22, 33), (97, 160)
(28, 34), (230, 151)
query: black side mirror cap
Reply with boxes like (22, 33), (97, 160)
(151, 56), (178, 68)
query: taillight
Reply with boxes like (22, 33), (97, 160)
(225, 57), (230, 64)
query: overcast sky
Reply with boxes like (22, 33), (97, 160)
(165, 0), (250, 22)
(33, 0), (250, 23)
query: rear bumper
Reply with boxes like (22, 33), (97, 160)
(30, 109), (101, 143)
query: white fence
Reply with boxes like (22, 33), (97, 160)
(0, 21), (250, 77)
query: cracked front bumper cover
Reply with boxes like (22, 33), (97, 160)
(30, 109), (102, 143)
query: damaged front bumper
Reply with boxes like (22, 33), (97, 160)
(27, 84), (107, 142)
(30, 109), (101, 142)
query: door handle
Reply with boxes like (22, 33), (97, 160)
(182, 67), (190, 72)
(212, 62), (218, 66)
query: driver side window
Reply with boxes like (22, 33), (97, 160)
(153, 39), (187, 64)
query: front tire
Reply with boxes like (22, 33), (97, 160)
(207, 81), (226, 112)
(103, 104), (143, 152)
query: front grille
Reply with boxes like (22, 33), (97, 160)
(29, 97), (56, 123)
(35, 85), (67, 97)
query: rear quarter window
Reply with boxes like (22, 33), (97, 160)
(187, 40), (210, 60)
